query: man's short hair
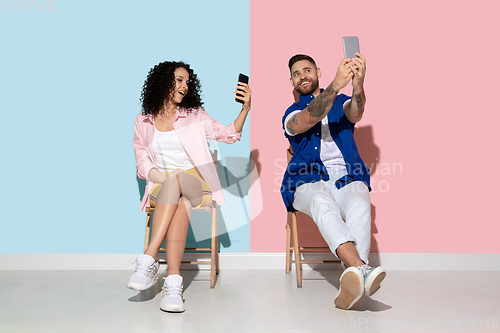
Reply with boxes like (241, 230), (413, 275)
(288, 54), (317, 72)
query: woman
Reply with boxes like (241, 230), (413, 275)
(130, 61), (251, 312)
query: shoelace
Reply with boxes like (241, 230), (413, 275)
(357, 264), (372, 279)
(134, 259), (157, 276)
(161, 277), (182, 296)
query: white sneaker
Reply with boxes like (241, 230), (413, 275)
(126, 254), (160, 290)
(334, 267), (364, 310)
(160, 275), (185, 313)
(359, 265), (386, 296)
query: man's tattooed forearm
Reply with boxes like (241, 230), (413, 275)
(287, 114), (299, 134)
(355, 93), (363, 115)
(286, 113), (299, 134)
(308, 84), (338, 118)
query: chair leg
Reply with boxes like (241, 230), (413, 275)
(144, 213), (152, 253)
(286, 212), (291, 274)
(215, 205), (219, 275)
(215, 234), (219, 275)
(210, 203), (217, 288)
(291, 212), (302, 287)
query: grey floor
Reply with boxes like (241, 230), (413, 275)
(1, 269), (499, 333)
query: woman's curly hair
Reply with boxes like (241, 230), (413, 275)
(140, 61), (203, 117)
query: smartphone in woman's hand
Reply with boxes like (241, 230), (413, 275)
(235, 73), (249, 104)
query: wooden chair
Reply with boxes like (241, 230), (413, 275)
(144, 151), (219, 288)
(285, 148), (340, 287)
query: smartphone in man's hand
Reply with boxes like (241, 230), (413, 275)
(343, 36), (360, 59)
(235, 73), (249, 104)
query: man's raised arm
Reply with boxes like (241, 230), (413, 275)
(286, 59), (354, 135)
(343, 53), (367, 124)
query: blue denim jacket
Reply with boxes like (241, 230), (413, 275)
(281, 91), (371, 212)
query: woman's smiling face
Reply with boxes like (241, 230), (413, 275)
(171, 66), (189, 105)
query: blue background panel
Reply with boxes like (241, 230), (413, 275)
(0, 0), (250, 253)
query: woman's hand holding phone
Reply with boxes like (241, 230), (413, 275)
(234, 73), (251, 111)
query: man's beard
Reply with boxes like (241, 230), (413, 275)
(295, 78), (319, 96)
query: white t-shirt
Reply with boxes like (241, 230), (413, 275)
(152, 128), (194, 173)
(319, 115), (348, 175)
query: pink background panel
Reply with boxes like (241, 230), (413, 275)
(250, 0), (500, 253)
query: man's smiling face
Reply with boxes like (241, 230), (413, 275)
(290, 59), (321, 96)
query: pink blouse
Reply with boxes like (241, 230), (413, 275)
(133, 107), (242, 212)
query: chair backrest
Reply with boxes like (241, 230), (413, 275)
(211, 150), (218, 170)
(287, 147), (294, 164)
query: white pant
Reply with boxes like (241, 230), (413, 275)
(292, 170), (371, 264)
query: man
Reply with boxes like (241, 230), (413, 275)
(281, 53), (385, 310)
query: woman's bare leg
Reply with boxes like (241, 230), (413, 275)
(144, 173), (204, 261)
(145, 203), (179, 260)
(165, 197), (192, 276)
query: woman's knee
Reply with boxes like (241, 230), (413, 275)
(179, 196), (193, 208)
(163, 174), (181, 189)
(156, 177), (181, 204)
(185, 195), (202, 208)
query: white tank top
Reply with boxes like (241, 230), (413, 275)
(152, 128), (194, 173)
